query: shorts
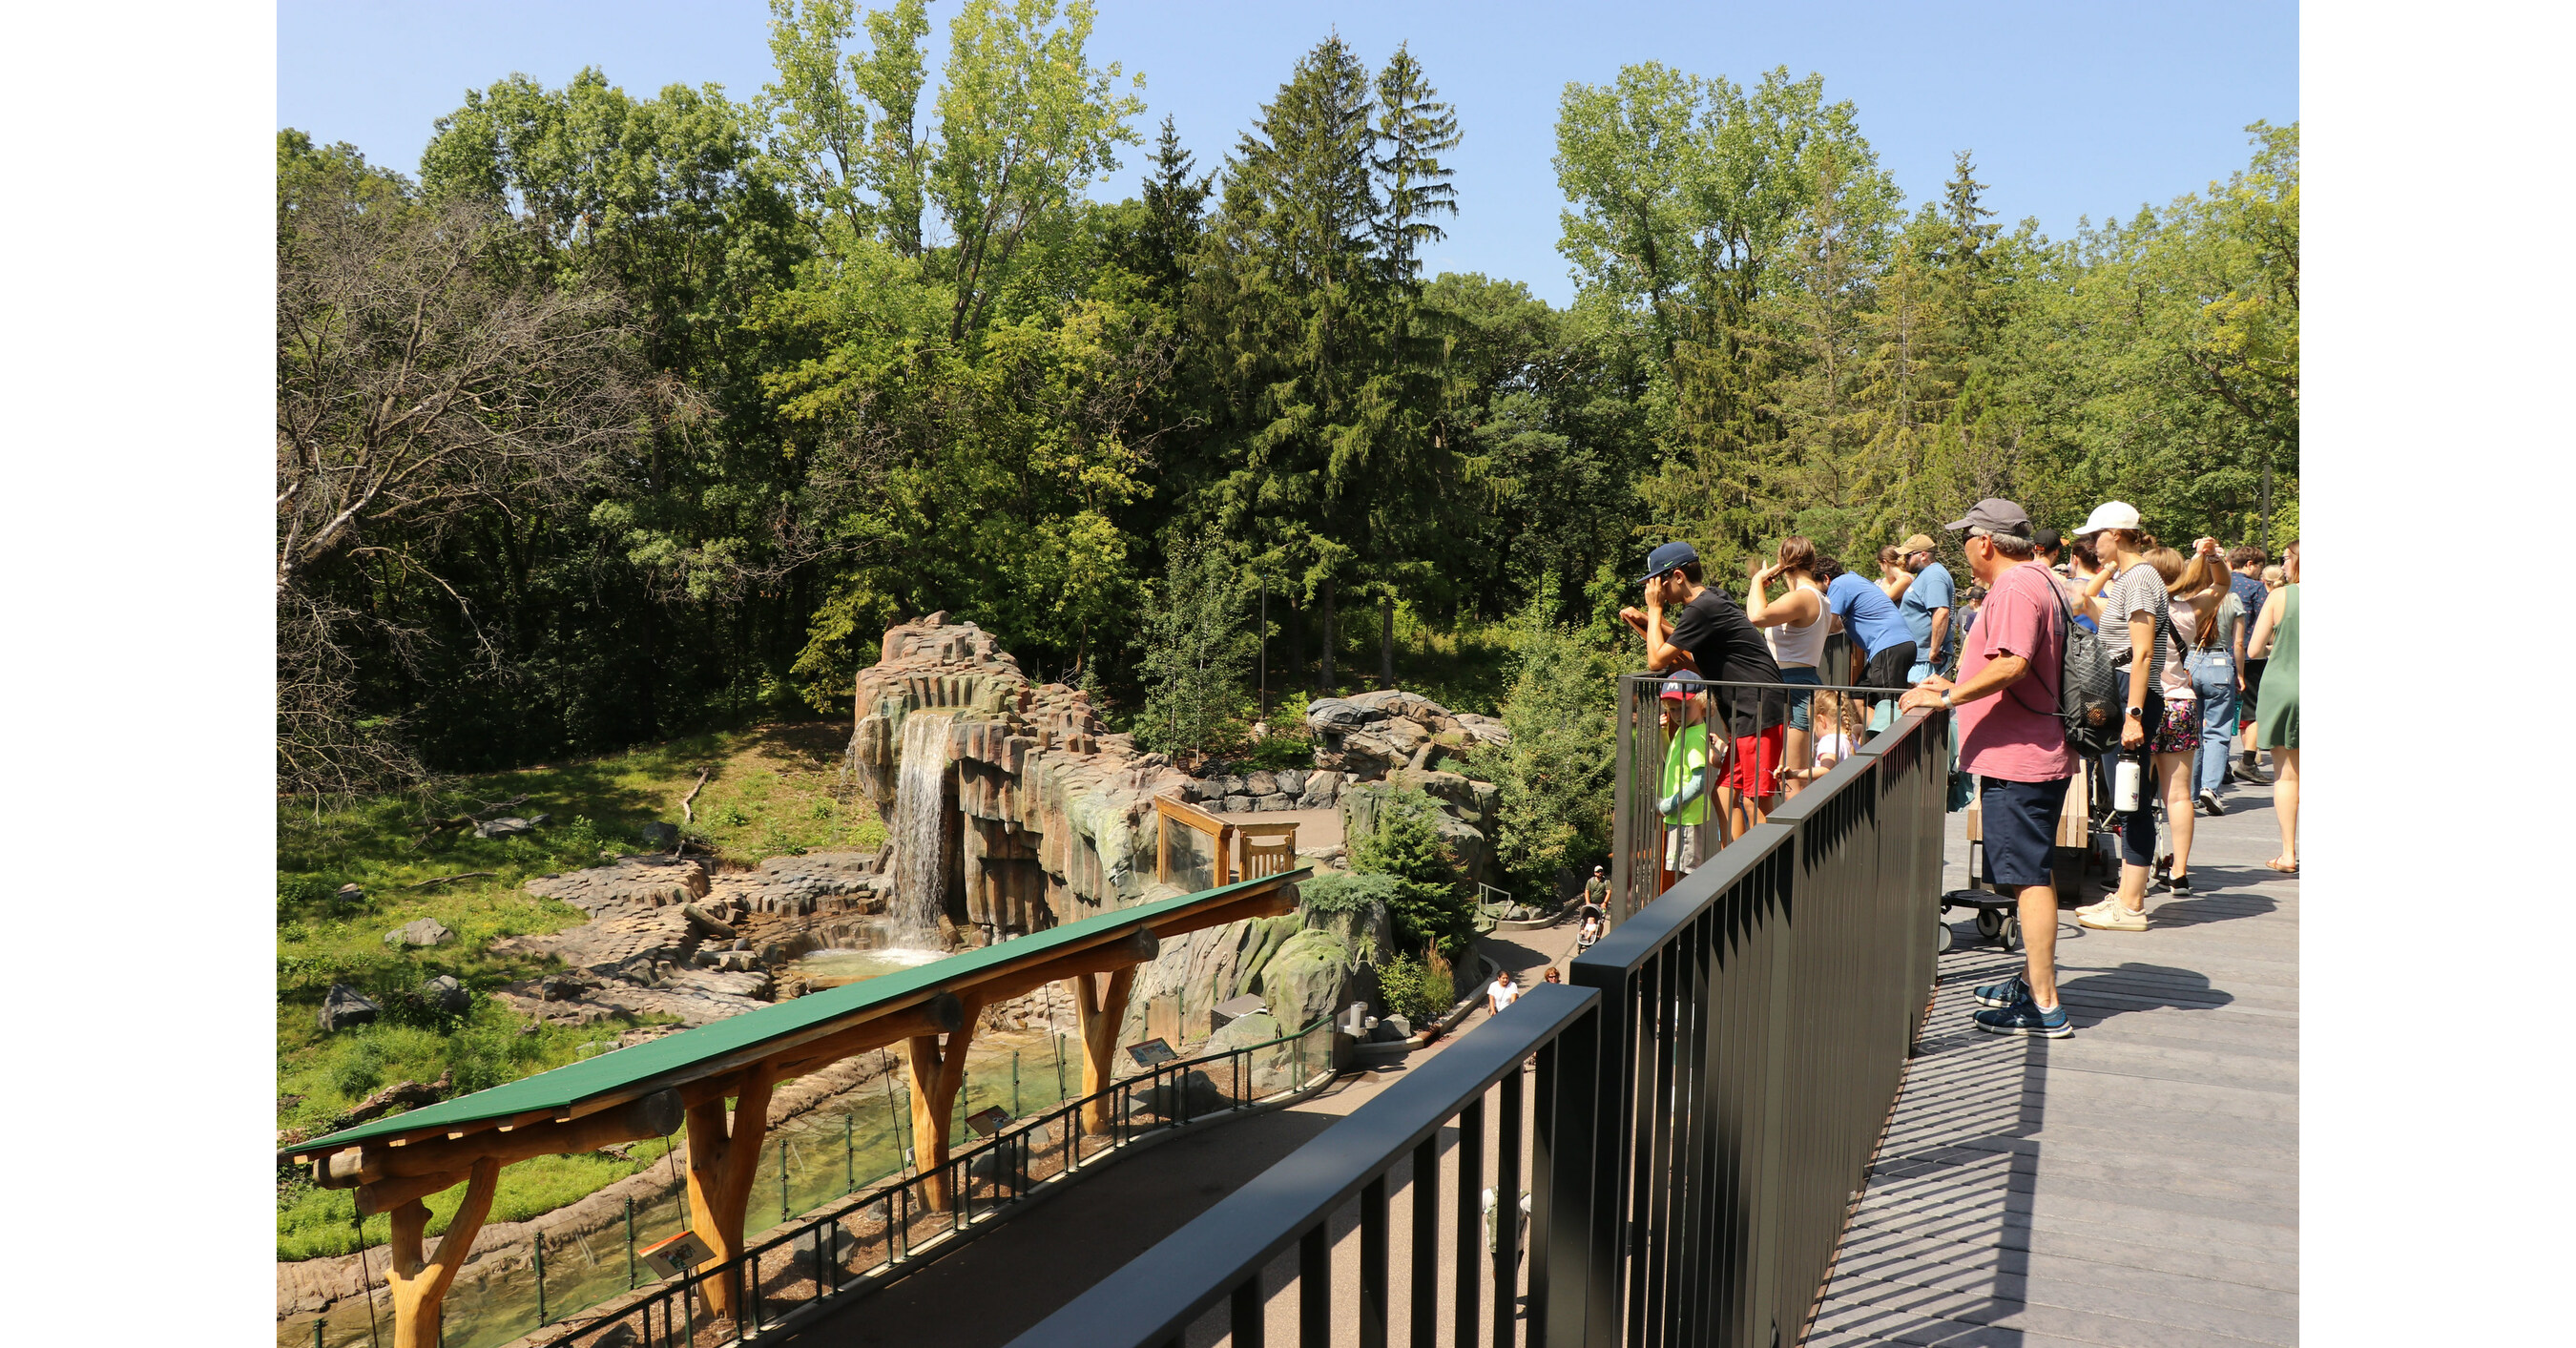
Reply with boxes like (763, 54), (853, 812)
(1980, 775), (2071, 888)
(1780, 666), (1822, 731)
(2150, 697), (2196, 755)
(1863, 642), (1918, 690)
(1727, 725), (1785, 798)
(2240, 658), (2266, 725)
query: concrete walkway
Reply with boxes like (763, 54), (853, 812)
(773, 909), (1586, 1347)
(1808, 773), (2299, 1346)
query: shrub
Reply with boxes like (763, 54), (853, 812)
(1298, 870), (1402, 916)
(1378, 947), (1456, 1025)
(1241, 730), (1315, 773)
(329, 1039), (386, 1098)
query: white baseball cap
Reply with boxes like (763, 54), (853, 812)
(2072, 501), (2142, 538)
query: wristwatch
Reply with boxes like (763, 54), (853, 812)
(1939, 690), (1955, 709)
(2126, 705), (2145, 719)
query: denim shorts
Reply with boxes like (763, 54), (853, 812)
(1981, 775), (2072, 888)
(1780, 666), (1822, 730)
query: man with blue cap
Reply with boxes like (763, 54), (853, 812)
(1620, 541), (1786, 840)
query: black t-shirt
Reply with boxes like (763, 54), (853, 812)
(1665, 588), (1785, 736)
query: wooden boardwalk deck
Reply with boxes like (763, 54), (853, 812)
(1808, 778), (2300, 1347)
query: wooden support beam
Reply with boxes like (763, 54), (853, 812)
(1153, 885), (1299, 942)
(384, 1156), (500, 1348)
(323, 1089), (685, 1192)
(765, 994), (965, 1083)
(682, 1060), (776, 1323)
(904, 995), (984, 1213)
(953, 924), (1157, 1009)
(1070, 965), (1138, 1137)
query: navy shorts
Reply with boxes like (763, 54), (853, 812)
(1981, 775), (2071, 889)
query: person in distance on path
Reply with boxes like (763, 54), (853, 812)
(1900, 498), (2076, 1037)
(1485, 967), (1520, 1016)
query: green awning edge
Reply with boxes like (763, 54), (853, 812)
(285, 868), (1309, 1160)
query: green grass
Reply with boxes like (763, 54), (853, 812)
(276, 721), (888, 1259)
(277, 1130), (682, 1260)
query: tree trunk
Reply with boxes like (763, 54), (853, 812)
(1319, 579), (1337, 695)
(1379, 591), (1395, 690)
(1285, 593), (1303, 697)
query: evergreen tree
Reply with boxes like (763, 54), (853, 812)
(1349, 786), (1475, 956)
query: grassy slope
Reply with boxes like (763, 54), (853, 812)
(276, 722), (885, 1260)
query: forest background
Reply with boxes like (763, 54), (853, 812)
(278, 0), (2298, 862)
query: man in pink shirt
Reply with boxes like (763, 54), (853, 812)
(1901, 498), (2075, 1037)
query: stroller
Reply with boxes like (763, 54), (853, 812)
(1575, 905), (1605, 952)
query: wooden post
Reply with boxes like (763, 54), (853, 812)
(683, 1061), (776, 1323)
(1070, 965), (1137, 1137)
(384, 1157), (500, 1348)
(904, 996), (983, 1212)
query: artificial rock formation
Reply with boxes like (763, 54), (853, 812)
(848, 613), (1196, 938)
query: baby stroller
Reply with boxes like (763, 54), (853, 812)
(1575, 906), (1605, 952)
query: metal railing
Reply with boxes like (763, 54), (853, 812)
(1002, 699), (1949, 1348)
(528, 1014), (1340, 1348)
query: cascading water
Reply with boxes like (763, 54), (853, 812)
(887, 709), (958, 945)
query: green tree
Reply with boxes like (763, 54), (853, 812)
(1132, 529), (1254, 764)
(1349, 786), (1474, 956)
(1485, 597), (1617, 898)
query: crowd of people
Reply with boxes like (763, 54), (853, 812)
(1613, 499), (2302, 1040)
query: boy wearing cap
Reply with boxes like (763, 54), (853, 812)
(1620, 542), (1789, 838)
(1655, 671), (1714, 876)
(1900, 498), (2075, 1037)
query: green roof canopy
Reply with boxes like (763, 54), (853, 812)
(288, 871), (1305, 1158)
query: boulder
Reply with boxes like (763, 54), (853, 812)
(1380, 717), (1431, 754)
(1255, 793), (1296, 812)
(1305, 698), (1372, 730)
(1274, 769), (1306, 798)
(384, 918), (456, 948)
(1244, 770), (1279, 798)
(526, 855), (709, 913)
(336, 883), (366, 907)
(1296, 771), (1342, 809)
(1204, 1009), (1283, 1056)
(1223, 795), (1254, 815)
(418, 974), (471, 1016)
(1368, 1014), (1412, 1043)
(475, 817), (536, 839)
(1258, 928), (1353, 1033)
(318, 984), (380, 1033)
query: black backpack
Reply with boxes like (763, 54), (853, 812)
(2044, 575), (2122, 755)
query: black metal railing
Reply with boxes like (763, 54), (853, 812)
(1004, 982), (1609, 1348)
(529, 1014), (1340, 1348)
(1004, 699), (1949, 1348)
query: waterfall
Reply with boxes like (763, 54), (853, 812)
(888, 710), (958, 945)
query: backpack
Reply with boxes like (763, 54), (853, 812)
(2044, 573), (2122, 755)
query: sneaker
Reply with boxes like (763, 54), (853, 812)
(1974, 997), (2072, 1038)
(2079, 902), (2149, 932)
(2074, 893), (2123, 918)
(1973, 973), (2030, 1009)
(2160, 874), (2192, 895)
(2197, 789), (2225, 817)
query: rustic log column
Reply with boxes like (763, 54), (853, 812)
(905, 996), (983, 1212)
(1070, 964), (1138, 1137)
(683, 1061), (776, 1323)
(384, 1156), (500, 1348)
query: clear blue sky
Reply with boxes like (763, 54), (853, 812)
(280, 0), (2297, 306)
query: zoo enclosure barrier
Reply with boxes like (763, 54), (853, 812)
(1001, 704), (1950, 1348)
(524, 1012), (1340, 1348)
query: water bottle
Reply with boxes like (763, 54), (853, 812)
(2113, 756), (2142, 813)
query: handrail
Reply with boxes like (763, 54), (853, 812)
(1003, 985), (1607, 1348)
(530, 1010), (1343, 1348)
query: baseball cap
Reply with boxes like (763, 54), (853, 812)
(2072, 501), (2142, 539)
(1639, 540), (1699, 582)
(1897, 533), (1935, 555)
(2033, 527), (2064, 553)
(1658, 669), (1704, 700)
(1943, 498), (2032, 537)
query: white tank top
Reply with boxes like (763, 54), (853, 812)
(1765, 581), (1829, 668)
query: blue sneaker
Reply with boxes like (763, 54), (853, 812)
(1973, 973), (2029, 1009)
(1974, 998), (2072, 1038)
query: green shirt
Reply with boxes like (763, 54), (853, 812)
(1660, 722), (1712, 825)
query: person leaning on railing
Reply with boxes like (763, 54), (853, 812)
(1621, 540), (1788, 841)
(1899, 498), (2078, 1038)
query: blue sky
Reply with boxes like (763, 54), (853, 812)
(280, 1), (2297, 306)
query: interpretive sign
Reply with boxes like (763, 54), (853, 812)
(1127, 1038), (1178, 1068)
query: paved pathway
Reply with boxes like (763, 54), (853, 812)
(1808, 775), (2299, 1347)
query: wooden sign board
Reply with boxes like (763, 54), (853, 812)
(1127, 1038), (1178, 1068)
(640, 1229), (715, 1280)
(966, 1105), (1014, 1137)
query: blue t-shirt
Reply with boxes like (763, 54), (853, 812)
(1824, 572), (1913, 658)
(1898, 562), (1957, 662)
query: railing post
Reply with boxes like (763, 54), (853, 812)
(1610, 674), (1635, 923)
(533, 1232), (546, 1326)
(625, 1195), (636, 1291)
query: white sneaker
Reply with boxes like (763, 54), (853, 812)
(2079, 902), (2149, 932)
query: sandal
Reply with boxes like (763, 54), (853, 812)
(2262, 857), (2298, 875)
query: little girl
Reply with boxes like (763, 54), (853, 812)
(1786, 694), (1858, 782)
